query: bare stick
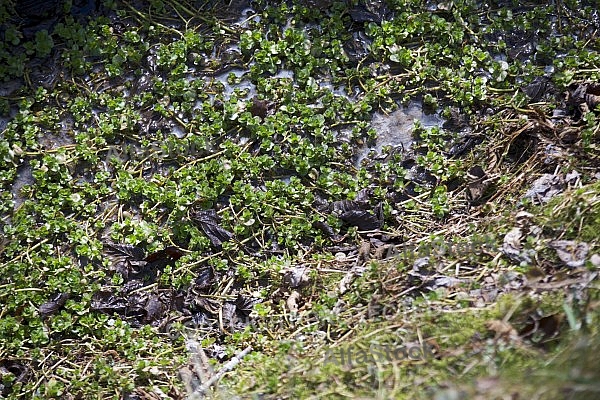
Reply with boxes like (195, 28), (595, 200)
(195, 346), (253, 396)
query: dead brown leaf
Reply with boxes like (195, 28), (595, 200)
(486, 319), (520, 342)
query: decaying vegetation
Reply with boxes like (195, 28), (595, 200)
(0, 0), (599, 398)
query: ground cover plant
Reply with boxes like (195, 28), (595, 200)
(0, 0), (599, 398)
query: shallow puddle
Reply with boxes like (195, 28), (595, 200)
(11, 163), (33, 210)
(211, 68), (256, 98)
(355, 102), (444, 166)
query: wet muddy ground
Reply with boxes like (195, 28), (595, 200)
(1, 0), (599, 398)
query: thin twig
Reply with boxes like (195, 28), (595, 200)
(195, 345), (253, 395)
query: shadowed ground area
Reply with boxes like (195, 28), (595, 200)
(0, 0), (599, 398)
